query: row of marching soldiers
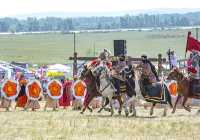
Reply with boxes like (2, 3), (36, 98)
(0, 73), (72, 111)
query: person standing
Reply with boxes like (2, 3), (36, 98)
(170, 51), (178, 69)
(59, 79), (72, 109)
(191, 52), (200, 79)
(15, 74), (28, 110)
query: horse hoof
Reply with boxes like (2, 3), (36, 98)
(185, 107), (191, 112)
(80, 112), (83, 114)
(89, 109), (93, 113)
(125, 112), (129, 117)
(97, 110), (101, 113)
(118, 111), (121, 115)
(132, 111), (137, 117)
(162, 113), (167, 117)
(129, 109), (133, 114)
(132, 113), (136, 117)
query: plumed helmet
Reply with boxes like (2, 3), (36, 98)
(103, 48), (111, 56)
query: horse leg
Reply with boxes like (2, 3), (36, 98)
(98, 97), (109, 113)
(163, 104), (167, 117)
(122, 95), (129, 117)
(182, 96), (191, 112)
(150, 103), (156, 116)
(87, 106), (93, 112)
(108, 96), (114, 116)
(80, 94), (94, 114)
(117, 96), (123, 115)
(172, 94), (181, 114)
(129, 96), (137, 117)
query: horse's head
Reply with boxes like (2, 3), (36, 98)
(79, 65), (92, 80)
(92, 65), (109, 79)
(167, 68), (184, 81)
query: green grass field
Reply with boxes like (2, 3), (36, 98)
(0, 105), (200, 140)
(0, 29), (196, 64)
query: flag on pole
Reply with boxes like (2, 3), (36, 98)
(186, 31), (200, 52)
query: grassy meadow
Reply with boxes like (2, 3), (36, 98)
(0, 29), (199, 140)
(0, 28), (196, 64)
(0, 105), (200, 140)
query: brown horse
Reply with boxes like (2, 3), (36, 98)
(167, 68), (200, 113)
(136, 69), (173, 116)
(79, 65), (123, 115)
(79, 65), (99, 114)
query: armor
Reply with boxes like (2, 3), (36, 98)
(122, 65), (136, 97)
(98, 49), (111, 61)
(111, 56), (126, 95)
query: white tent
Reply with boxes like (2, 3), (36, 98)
(48, 64), (71, 72)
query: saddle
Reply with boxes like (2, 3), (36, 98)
(190, 79), (200, 96)
(144, 83), (162, 98)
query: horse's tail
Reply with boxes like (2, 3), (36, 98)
(164, 84), (173, 108)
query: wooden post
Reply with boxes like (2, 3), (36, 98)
(73, 33), (78, 77)
(196, 28), (199, 40)
(158, 53), (163, 77)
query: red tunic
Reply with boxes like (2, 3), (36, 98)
(59, 80), (72, 107)
(16, 80), (28, 108)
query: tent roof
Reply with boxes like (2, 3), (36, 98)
(48, 64), (71, 72)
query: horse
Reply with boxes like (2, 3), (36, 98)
(79, 65), (99, 114)
(167, 68), (200, 114)
(79, 65), (123, 116)
(94, 64), (137, 117)
(135, 68), (173, 116)
(93, 65), (124, 116)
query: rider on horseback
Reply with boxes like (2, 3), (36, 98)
(137, 55), (159, 84)
(111, 55), (126, 95)
(121, 64), (136, 96)
(92, 49), (112, 91)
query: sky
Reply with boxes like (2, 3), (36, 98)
(0, 0), (200, 17)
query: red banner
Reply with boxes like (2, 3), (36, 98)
(186, 31), (200, 52)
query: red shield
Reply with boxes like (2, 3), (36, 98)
(26, 80), (42, 100)
(47, 80), (63, 100)
(1, 79), (20, 100)
(73, 80), (87, 99)
(168, 81), (177, 96)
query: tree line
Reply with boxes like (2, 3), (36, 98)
(0, 12), (200, 33)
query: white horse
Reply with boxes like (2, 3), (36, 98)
(93, 64), (139, 117)
(92, 65), (123, 116)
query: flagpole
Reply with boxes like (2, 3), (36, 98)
(185, 31), (191, 59)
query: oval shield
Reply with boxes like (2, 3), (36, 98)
(26, 80), (42, 100)
(47, 80), (63, 100)
(1, 79), (20, 100)
(72, 80), (87, 99)
(168, 81), (177, 96)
